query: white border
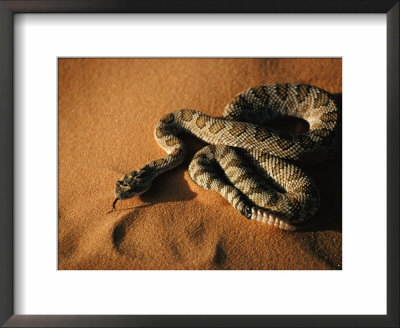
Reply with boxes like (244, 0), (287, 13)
(14, 14), (387, 315)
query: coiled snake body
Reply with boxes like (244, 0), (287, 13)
(113, 83), (339, 230)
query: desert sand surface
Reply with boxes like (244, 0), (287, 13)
(58, 58), (342, 270)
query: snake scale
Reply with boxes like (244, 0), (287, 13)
(113, 83), (339, 231)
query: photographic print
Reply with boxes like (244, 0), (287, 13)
(58, 58), (342, 270)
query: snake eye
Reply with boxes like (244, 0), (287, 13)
(117, 180), (128, 188)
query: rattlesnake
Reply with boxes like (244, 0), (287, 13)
(113, 83), (339, 230)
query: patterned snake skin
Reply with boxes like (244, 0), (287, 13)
(113, 83), (339, 230)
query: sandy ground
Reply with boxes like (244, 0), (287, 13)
(58, 58), (342, 270)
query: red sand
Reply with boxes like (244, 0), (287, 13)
(58, 58), (342, 270)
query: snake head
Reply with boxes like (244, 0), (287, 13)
(114, 169), (153, 200)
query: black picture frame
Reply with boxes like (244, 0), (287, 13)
(0, 1), (398, 327)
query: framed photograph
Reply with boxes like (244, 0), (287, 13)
(0, 1), (398, 327)
(57, 56), (343, 272)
